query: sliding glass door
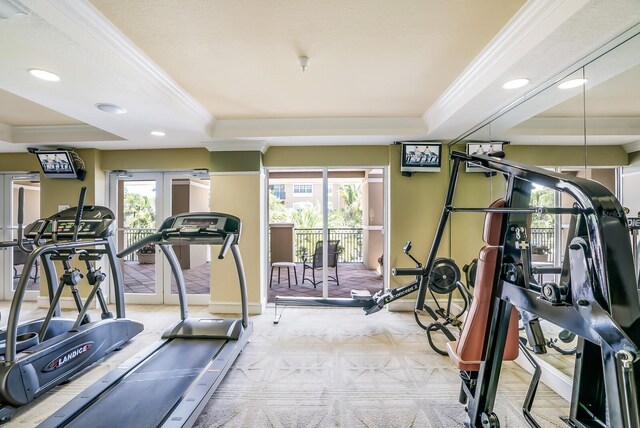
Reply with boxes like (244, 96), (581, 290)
(266, 167), (385, 302)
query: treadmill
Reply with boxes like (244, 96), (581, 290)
(39, 212), (252, 428)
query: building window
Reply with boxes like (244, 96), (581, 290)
(293, 202), (312, 211)
(269, 184), (286, 200)
(293, 184), (313, 196)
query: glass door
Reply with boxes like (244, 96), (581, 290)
(1, 173), (41, 301)
(109, 171), (211, 305)
(163, 172), (211, 305)
(109, 172), (163, 304)
(266, 167), (385, 302)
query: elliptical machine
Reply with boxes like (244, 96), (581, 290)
(0, 187), (143, 422)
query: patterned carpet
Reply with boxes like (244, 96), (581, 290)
(4, 304), (569, 427)
(195, 308), (568, 428)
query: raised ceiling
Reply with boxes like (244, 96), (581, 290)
(92, 0), (523, 119)
(0, 0), (638, 152)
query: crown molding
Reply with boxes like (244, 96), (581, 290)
(423, 0), (588, 135)
(11, 124), (122, 144)
(0, 0), (28, 19)
(212, 117), (427, 139)
(40, 0), (213, 125)
(623, 141), (640, 153)
(0, 123), (12, 143)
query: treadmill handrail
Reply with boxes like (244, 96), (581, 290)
(116, 232), (166, 258)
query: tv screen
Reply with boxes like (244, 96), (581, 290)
(36, 150), (78, 178)
(401, 142), (442, 173)
(466, 142), (504, 172)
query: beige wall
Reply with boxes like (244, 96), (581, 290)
(210, 173), (264, 314)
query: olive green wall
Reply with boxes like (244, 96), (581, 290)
(101, 148), (211, 170)
(211, 151), (261, 172)
(388, 144), (449, 289)
(0, 144), (632, 311)
(505, 144), (628, 166)
(264, 145), (389, 167)
(0, 153), (39, 172)
(628, 150), (640, 166)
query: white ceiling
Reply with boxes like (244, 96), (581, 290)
(0, 0), (638, 153)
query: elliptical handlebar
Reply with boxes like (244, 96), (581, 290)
(71, 187), (87, 244)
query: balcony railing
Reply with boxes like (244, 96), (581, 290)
(530, 227), (554, 263)
(121, 227), (156, 261)
(294, 228), (362, 263)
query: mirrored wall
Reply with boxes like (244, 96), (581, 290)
(448, 23), (640, 399)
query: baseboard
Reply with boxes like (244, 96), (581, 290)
(515, 352), (572, 402)
(209, 300), (265, 316)
(37, 296), (81, 310)
(387, 300), (414, 312)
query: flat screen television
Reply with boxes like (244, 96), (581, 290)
(400, 142), (442, 173)
(466, 142), (505, 172)
(35, 150), (78, 179)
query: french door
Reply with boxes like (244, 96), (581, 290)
(108, 171), (211, 305)
(0, 173), (41, 301)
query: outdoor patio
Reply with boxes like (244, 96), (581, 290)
(267, 262), (383, 302)
(123, 260), (383, 301)
(123, 260), (210, 295)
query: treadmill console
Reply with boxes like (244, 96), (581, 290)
(158, 212), (241, 244)
(24, 206), (116, 240)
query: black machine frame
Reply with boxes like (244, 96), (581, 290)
(415, 151), (640, 427)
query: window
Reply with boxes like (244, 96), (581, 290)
(293, 202), (312, 211)
(269, 184), (286, 200)
(293, 184), (313, 196)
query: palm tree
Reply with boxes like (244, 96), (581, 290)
(333, 184), (362, 227)
(123, 192), (155, 228)
(268, 192), (289, 223)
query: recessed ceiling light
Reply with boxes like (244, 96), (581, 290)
(96, 103), (127, 114)
(502, 78), (529, 89)
(28, 69), (60, 82)
(558, 78), (588, 89)
(150, 130), (166, 137)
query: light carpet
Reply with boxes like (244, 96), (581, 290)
(4, 304), (568, 427)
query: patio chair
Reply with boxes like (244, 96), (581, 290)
(13, 243), (39, 284)
(302, 240), (340, 288)
(269, 223), (297, 288)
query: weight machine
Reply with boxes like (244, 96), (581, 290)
(415, 151), (640, 427)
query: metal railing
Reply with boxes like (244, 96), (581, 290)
(530, 227), (554, 263)
(121, 227), (156, 261)
(294, 228), (362, 263)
